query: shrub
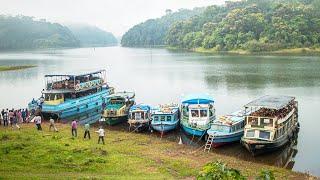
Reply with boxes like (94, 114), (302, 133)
(256, 169), (275, 180)
(197, 161), (246, 180)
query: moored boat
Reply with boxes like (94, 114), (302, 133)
(180, 94), (216, 137)
(102, 91), (135, 125)
(241, 95), (299, 156)
(151, 104), (179, 134)
(28, 70), (114, 124)
(207, 109), (252, 147)
(128, 104), (151, 132)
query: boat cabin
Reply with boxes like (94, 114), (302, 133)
(151, 104), (179, 123)
(42, 70), (109, 105)
(180, 94), (215, 128)
(243, 95), (298, 141)
(103, 92), (135, 117)
(210, 110), (247, 133)
(129, 105), (151, 122)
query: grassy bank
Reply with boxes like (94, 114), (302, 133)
(0, 65), (36, 72)
(0, 124), (314, 179)
(167, 47), (320, 56)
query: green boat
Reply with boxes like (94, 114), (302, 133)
(102, 92), (135, 125)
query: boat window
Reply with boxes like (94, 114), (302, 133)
(260, 118), (273, 127)
(246, 130), (255, 138)
(131, 113), (135, 119)
(167, 116), (171, 121)
(161, 116), (165, 121)
(154, 116), (159, 121)
(212, 125), (230, 132)
(247, 117), (258, 126)
(200, 110), (208, 117)
(231, 125), (236, 132)
(191, 110), (199, 117)
(141, 112), (145, 120)
(259, 131), (271, 140)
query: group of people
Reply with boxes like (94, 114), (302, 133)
(70, 120), (106, 144)
(0, 108), (106, 144)
(0, 108), (30, 129)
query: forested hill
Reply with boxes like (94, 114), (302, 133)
(67, 24), (117, 47)
(123, 0), (320, 52)
(121, 8), (205, 47)
(0, 15), (80, 50)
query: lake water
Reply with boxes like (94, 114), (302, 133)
(0, 47), (319, 176)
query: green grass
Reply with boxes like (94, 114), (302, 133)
(0, 124), (314, 179)
(0, 65), (36, 72)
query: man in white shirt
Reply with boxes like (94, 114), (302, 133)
(32, 115), (42, 131)
(96, 126), (105, 145)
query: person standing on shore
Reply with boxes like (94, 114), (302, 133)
(49, 117), (58, 132)
(96, 126), (105, 145)
(71, 120), (77, 137)
(0, 109), (3, 126)
(8, 110), (14, 127)
(21, 109), (26, 123)
(3, 109), (8, 127)
(32, 114), (42, 131)
(83, 123), (90, 139)
(12, 111), (20, 130)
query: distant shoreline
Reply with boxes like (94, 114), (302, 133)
(166, 47), (320, 56)
(0, 65), (36, 72)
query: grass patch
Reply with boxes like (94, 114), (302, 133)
(0, 65), (36, 71)
(0, 124), (315, 179)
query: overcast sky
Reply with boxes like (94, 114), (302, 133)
(0, 0), (226, 36)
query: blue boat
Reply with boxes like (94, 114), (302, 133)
(151, 104), (179, 134)
(180, 94), (216, 137)
(128, 104), (151, 132)
(207, 109), (252, 147)
(28, 70), (114, 124)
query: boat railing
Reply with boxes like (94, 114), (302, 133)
(47, 78), (105, 91)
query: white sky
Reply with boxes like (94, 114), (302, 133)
(0, 0), (226, 36)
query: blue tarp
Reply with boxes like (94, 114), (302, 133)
(181, 93), (214, 104)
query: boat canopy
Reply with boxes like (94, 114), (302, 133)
(152, 105), (179, 115)
(44, 69), (106, 78)
(181, 93), (214, 104)
(130, 104), (151, 112)
(245, 95), (295, 110)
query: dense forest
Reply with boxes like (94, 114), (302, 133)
(67, 24), (117, 47)
(123, 0), (320, 52)
(0, 15), (80, 50)
(121, 8), (205, 47)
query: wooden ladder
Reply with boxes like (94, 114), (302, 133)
(204, 134), (214, 152)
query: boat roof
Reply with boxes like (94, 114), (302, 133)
(216, 110), (251, 125)
(44, 69), (106, 78)
(152, 105), (179, 115)
(181, 93), (214, 104)
(109, 92), (135, 99)
(130, 104), (150, 112)
(245, 95), (295, 110)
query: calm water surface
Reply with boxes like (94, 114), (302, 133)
(0, 47), (319, 176)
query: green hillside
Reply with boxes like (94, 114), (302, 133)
(0, 15), (80, 50)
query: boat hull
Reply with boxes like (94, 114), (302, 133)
(129, 122), (150, 132)
(37, 88), (113, 124)
(151, 122), (178, 133)
(207, 131), (244, 147)
(241, 125), (299, 156)
(181, 124), (207, 137)
(105, 116), (128, 125)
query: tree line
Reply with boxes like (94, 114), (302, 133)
(122, 0), (320, 52)
(0, 15), (117, 50)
